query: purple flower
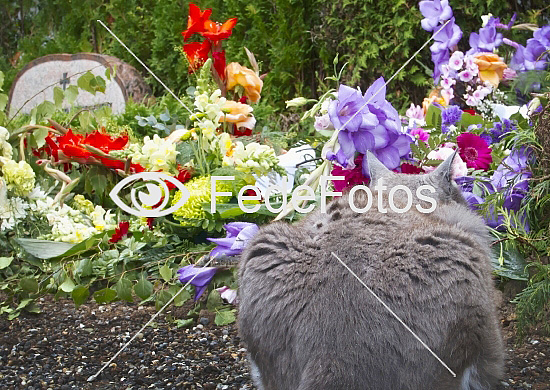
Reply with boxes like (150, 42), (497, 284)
(177, 265), (218, 301)
(419, 0), (453, 32)
(207, 222), (259, 258)
(441, 105), (462, 125)
(468, 17), (503, 54)
(491, 148), (531, 194)
(533, 25), (550, 48)
(328, 85), (377, 133)
(362, 132), (412, 172)
(524, 38), (548, 71)
(430, 17), (462, 53)
(432, 49), (450, 82)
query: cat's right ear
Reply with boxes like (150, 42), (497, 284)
(365, 150), (391, 184)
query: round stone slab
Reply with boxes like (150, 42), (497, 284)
(8, 53), (152, 117)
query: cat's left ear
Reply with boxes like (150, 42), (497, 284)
(431, 150), (457, 182)
(365, 150), (392, 184)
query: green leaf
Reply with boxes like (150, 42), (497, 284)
(115, 277), (133, 302)
(459, 112), (484, 129)
(59, 277), (76, 293)
(175, 318), (194, 328)
(206, 289), (223, 311)
(75, 258), (92, 277)
(159, 264), (172, 283)
(25, 302), (41, 314)
(16, 238), (76, 259)
(0, 94), (7, 111)
(33, 127), (49, 148)
(168, 285), (190, 307)
(59, 232), (105, 258)
(425, 104), (442, 129)
(35, 101), (56, 120)
(94, 288), (117, 304)
(155, 290), (172, 311)
(0, 71), (4, 90)
(491, 246), (529, 281)
(90, 169), (107, 196)
(134, 275), (153, 300)
(72, 286), (90, 308)
(65, 85), (79, 105)
(0, 256), (13, 269)
(53, 86), (64, 107)
(215, 309), (236, 325)
(16, 298), (33, 311)
(77, 71), (95, 94)
(19, 278), (39, 293)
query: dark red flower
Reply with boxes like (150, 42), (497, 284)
(233, 124), (252, 137)
(110, 221), (130, 243)
(457, 132), (493, 171)
(239, 96), (248, 104)
(400, 163), (424, 174)
(331, 155), (370, 193)
(212, 50), (226, 81)
(463, 109), (477, 116)
(165, 167), (193, 190)
(181, 3), (212, 41)
(146, 218), (155, 230)
(201, 18), (238, 44)
(183, 40), (212, 72)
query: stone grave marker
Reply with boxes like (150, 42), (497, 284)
(8, 53), (152, 117)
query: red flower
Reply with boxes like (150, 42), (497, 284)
(233, 124), (252, 137)
(165, 166), (193, 190)
(146, 218), (155, 230)
(181, 4), (212, 41)
(463, 109), (477, 116)
(201, 18), (238, 44)
(212, 50), (226, 81)
(400, 163), (424, 174)
(456, 133), (493, 171)
(110, 221), (130, 243)
(183, 40), (212, 72)
(331, 155), (370, 193)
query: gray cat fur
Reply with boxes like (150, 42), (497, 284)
(238, 151), (504, 390)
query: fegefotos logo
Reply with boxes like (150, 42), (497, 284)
(109, 173), (438, 217)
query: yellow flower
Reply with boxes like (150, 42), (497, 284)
(0, 158), (35, 196)
(422, 88), (447, 116)
(226, 62), (263, 103)
(172, 176), (233, 225)
(220, 100), (256, 130)
(73, 195), (95, 215)
(474, 53), (507, 87)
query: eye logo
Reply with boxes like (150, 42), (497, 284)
(109, 172), (190, 218)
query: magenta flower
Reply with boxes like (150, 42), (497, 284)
(419, 0), (453, 32)
(456, 133), (493, 171)
(178, 265), (218, 301)
(409, 126), (430, 142)
(207, 222), (259, 258)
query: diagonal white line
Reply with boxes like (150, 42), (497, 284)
(96, 19), (194, 115)
(87, 256), (217, 382)
(331, 251), (457, 378)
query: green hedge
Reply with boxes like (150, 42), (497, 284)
(1, 0), (549, 113)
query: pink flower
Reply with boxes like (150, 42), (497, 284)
(448, 51), (464, 70)
(458, 69), (474, 82)
(406, 103), (424, 120)
(216, 286), (237, 304)
(502, 68), (517, 81)
(410, 126), (430, 142)
(457, 133), (493, 171)
(424, 146), (468, 178)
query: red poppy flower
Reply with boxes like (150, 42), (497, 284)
(400, 163), (424, 174)
(181, 3), (212, 41)
(201, 18), (238, 44)
(183, 40), (212, 72)
(212, 50), (226, 81)
(456, 132), (493, 171)
(110, 221), (130, 243)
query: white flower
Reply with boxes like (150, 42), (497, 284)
(133, 134), (179, 173)
(448, 51), (464, 71)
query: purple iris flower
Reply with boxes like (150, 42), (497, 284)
(524, 38), (548, 71)
(430, 17), (462, 53)
(441, 105), (462, 125)
(328, 85), (377, 133)
(207, 222), (259, 258)
(533, 25), (550, 47)
(177, 265), (218, 301)
(468, 17), (503, 54)
(419, 0), (453, 32)
(491, 148), (531, 194)
(363, 132), (412, 172)
(431, 49), (450, 82)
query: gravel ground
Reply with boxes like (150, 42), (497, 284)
(0, 297), (548, 389)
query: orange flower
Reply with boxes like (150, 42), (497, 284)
(220, 100), (256, 130)
(183, 40), (211, 72)
(202, 18), (238, 44)
(473, 53), (507, 87)
(181, 4), (212, 41)
(421, 88), (447, 116)
(226, 62), (263, 103)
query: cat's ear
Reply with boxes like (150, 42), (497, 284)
(365, 150), (391, 183)
(431, 150), (457, 182)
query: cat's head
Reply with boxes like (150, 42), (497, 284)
(365, 151), (468, 207)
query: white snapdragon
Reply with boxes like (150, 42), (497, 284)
(132, 134), (179, 173)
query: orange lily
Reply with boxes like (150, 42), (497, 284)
(181, 3), (212, 41)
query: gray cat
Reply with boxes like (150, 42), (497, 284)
(238, 151), (504, 390)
